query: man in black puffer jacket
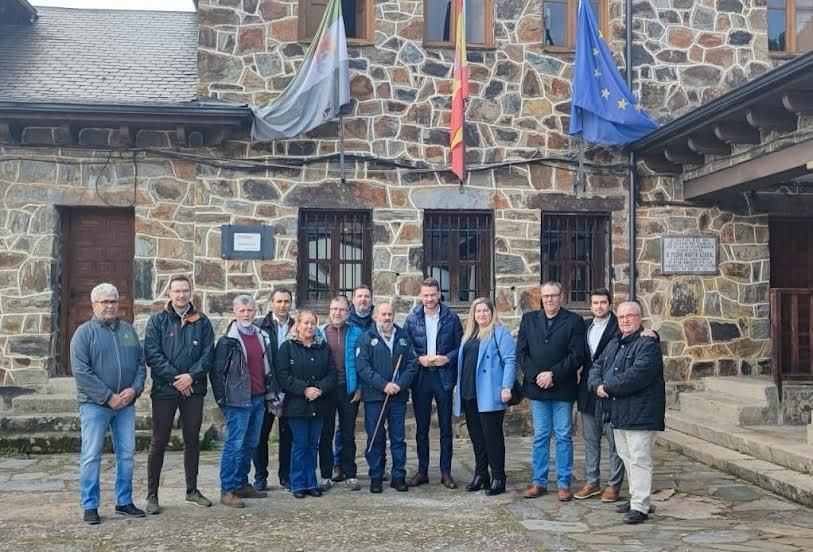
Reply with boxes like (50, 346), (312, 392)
(144, 275), (214, 513)
(588, 301), (665, 526)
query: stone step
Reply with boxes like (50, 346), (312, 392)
(0, 430), (215, 455)
(702, 376), (777, 403)
(45, 377), (78, 395)
(10, 394), (78, 413)
(666, 411), (813, 475)
(0, 411), (155, 433)
(656, 428), (813, 508)
(678, 391), (775, 426)
(10, 393), (153, 414)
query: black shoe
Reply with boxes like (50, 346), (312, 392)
(391, 478), (409, 492)
(616, 501), (654, 514)
(370, 479), (383, 494)
(466, 474), (490, 492)
(83, 508), (100, 525)
(623, 509), (649, 524)
(114, 503), (146, 518)
(293, 491), (306, 499)
(306, 488), (323, 497)
(485, 479), (506, 496)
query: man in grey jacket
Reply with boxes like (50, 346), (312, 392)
(70, 283), (146, 525)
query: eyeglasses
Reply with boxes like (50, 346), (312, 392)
(618, 314), (642, 321)
(95, 299), (118, 305)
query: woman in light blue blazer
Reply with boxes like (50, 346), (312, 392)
(453, 297), (517, 496)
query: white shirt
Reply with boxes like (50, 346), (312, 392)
(276, 317), (291, 347)
(587, 316), (610, 358)
(424, 309), (440, 356)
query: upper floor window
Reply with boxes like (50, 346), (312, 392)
(541, 212), (609, 306)
(297, 209), (372, 308)
(299, 0), (372, 43)
(424, 0), (494, 47)
(543, 0), (607, 51)
(423, 210), (493, 306)
(768, 1), (813, 53)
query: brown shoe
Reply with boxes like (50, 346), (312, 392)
(440, 473), (457, 489)
(220, 492), (245, 508)
(557, 487), (573, 502)
(234, 483), (268, 499)
(600, 486), (620, 503)
(523, 484), (546, 499)
(407, 473), (429, 487)
(573, 483), (601, 500)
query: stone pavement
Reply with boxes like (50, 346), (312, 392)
(0, 436), (812, 551)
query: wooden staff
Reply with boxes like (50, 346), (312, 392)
(367, 354), (403, 454)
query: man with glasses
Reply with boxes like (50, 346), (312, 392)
(319, 295), (363, 491)
(518, 281), (585, 501)
(71, 283), (146, 524)
(588, 301), (665, 525)
(143, 275), (215, 514)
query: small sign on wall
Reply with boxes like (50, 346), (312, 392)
(221, 225), (274, 259)
(661, 235), (718, 275)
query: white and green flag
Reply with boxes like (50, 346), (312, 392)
(250, 0), (350, 141)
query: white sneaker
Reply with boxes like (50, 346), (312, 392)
(320, 478), (333, 490)
(345, 478), (361, 491)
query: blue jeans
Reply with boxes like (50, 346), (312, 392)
(79, 403), (136, 510)
(530, 399), (574, 489)
(412, 370), (453, 475)
(288, 417), (323, 493)
(220, 395), (265, 493)
(365, 400), (406, 481)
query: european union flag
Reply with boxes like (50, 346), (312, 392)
(569, 0), (657, 145)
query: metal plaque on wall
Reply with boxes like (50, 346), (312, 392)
(221, 224), (275, 260)
(661, 235), (718, 275)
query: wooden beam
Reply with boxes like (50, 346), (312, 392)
(714, 122), (761, 145)
(114, 125), (135, 146)
(664, 144), (704, 165)
(684, 138), (813, 199)
(688, 135), (731, 156)
(746, 108), (797, 132)
(176, 126), (187, 147)
(0, 122), (23, 144)
(640, 153), (682, 174)
(781, 91), (813, 114)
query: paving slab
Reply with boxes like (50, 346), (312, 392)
(0, 436), (811, 551)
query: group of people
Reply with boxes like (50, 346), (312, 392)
(71, 277), (664, 527)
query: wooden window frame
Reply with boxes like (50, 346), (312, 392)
(423, 0), (496, 49)
(542, 0), (608, 53)
(540, 212), (610, 308)
(422, 210), (494, 308)
(297, 0), (374, 46)
(297, 209), (373, 309)
(769, 0), (812, 54)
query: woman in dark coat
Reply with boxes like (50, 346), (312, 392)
(276, 310), (336, 498)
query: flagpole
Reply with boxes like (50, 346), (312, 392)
(576, 137), (584, 195)
(625, 0), (636, 301)
(335, 0), (346, 186)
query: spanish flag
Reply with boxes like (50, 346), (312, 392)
(450, 0), (468, 182)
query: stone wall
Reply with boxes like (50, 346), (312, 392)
(0, 137), (630, 384)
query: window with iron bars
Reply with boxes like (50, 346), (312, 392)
(297, 210), (372, 307)
(541, 212), (610, 305)
(423, 210), (493, 307)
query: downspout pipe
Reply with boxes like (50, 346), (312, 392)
(625, 0), (636, 301)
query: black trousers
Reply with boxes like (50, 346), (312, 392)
(253, 410), (292, 484)
(463, 397), (506, 481)
(319, 388), (360, 478)
(147, 394), (204, 495)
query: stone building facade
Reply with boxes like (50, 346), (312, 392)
(0, 0), (801, 389)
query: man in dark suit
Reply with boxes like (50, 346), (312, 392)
(518, 281), (585, 501)
(574, 288), (624, 503)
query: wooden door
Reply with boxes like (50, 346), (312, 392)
(769, 218), (813, 382)
(57, 209), (134, 376)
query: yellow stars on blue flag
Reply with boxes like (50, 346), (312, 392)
(568, 0), (658, 145)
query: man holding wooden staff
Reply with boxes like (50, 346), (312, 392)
(355, 303), (418, 494)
